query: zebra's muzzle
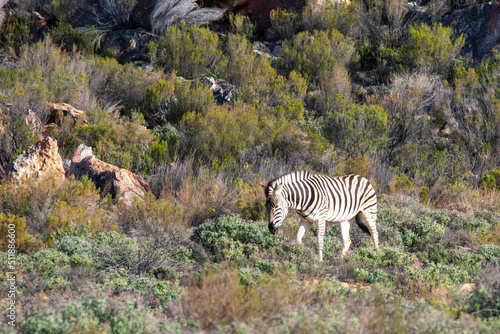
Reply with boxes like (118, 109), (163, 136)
(268, 223), (279, 235)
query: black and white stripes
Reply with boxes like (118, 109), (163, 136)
(263, 171), (379, 261)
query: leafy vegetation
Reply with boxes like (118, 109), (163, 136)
(1, 1), (500, 333)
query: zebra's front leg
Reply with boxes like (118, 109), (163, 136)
(340, 220), (351, 260)
(296, 219), (312, 244)
(317, 220), (326, 262)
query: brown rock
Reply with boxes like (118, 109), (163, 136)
(68, 144), (153, 206)
(7, 137), (65, 182)
(46, 102), (88, 126)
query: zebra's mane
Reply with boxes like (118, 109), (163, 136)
(264, 170), (316, 197)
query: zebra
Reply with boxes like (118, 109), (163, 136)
(262, 170), (379, 262)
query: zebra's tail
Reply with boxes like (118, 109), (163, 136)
(355, 213), (371, 235)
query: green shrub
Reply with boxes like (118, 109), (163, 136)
(419, 186), (430, 204)
(391, 174), (412, 193)
(50, 0), (79, 23)
(152, 281), (179, 306)
(45, 176), (115, 243)
(144, 76), (215, 125)
(404, 23), (464, 75)
(148, 22), (222, 79)
(181, 103), (273, 162)
(91, 231), (140, 271)
(87, 56), (163, 117)
(0, 10), (33, 54)
(380, 205), (445, 250)
(0, 39), (92, 126)
(281, 28), (354, 83)
(0, 212), (39, 252)
(481, 167), (500, 190)
(30, 249), (70, 278)
(270, 8), (301, 40)
(51, 21), (96, 54)
(272, 121), (335, 170)
(22, 294), (158, 333)
(306, 65), (352, 116)
(221, 34), (307, 119)
(53, 235), (93, 267)
(354, 248), (416, 267)
(355, 267), (393, 285)
(477, 244), (500, 263)
(191, 215), (281, 262)
(228, 13), (256, 39)
(302, 0), (356, 36)
(77, 111), (157, 173)
(322, 94), (388, 154)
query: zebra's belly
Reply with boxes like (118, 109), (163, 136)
(325, 210), (358, 223)
(296, 208), (358, 223)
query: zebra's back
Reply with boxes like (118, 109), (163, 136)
(296, 174), (376, 223)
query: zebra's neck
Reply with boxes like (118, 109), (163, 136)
(282, 183), (306, 212)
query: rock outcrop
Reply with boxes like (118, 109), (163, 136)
(45, 102), (88, 133)
(6, 138), (152, 206)
(6, 137), (65, 182)
(200, 77), (235, 105)
(442, 1), (500, 62)
(67, 144), (153, 206)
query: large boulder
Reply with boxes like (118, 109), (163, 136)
(442, 1), (500, 62)
(6, 137), (65, 182)
(67, 144), (153, 206)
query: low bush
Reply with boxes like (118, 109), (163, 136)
(306, 65), (352, 116)
(322, 94), (388, 155)
(0, 10), (33, 55)
(144, 75), (215, 125)
(22, 294), (162, 333)
(0, 212), (39, 252)
(181, 265), (301, 328)
(191, 215), (281, 262)
(270, 8), (301, 40)
(482, 167), (500, 191)
(302, 0), (356, 36)
(404, 22), (464, 76)
(148, 22), (222, 79)
(77, 111), (158, 173)
(117, 193), (183, 235)
(0, 175), (66, 237)
(87, 56), (163, 117)
(221, 34), (307, 119)
(51, 21), (96, 54)
(228, 12), (255, 39)
(281, 28), (354, 83)
(180, 103), (273, 163)
(29, 249), (70, 279)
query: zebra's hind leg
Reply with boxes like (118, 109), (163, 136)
(297, 219), (312, 244)
(340, 221), (351, 259)
(359, 209), (379, 248)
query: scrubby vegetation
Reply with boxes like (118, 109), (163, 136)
(0, 0), (499, 332)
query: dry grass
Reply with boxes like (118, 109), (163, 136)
(180, 265), (302, 329)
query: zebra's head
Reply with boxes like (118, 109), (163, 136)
(262, 184), (288, 235)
